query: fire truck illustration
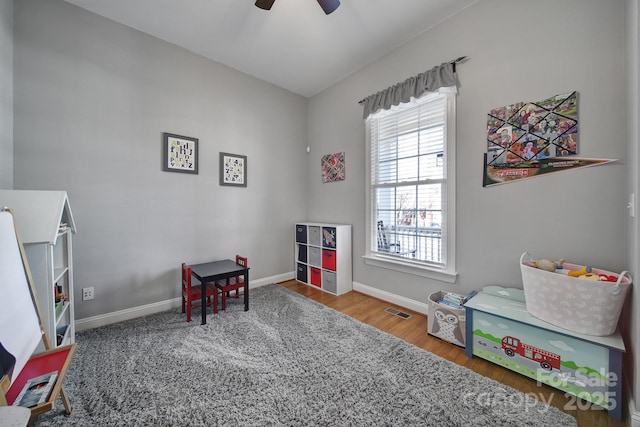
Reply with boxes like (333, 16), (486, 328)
(501, 336), (561, 371)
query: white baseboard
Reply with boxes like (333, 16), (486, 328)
(352, 281), (429, 315)
(75, 273), (291, 332)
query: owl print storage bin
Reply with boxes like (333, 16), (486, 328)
(520, 252), (632, 336)
(427, 291), (466, 348)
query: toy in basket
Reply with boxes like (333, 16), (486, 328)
(519, 252), (632, 336)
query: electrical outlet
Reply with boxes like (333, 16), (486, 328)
(82, 287), (94, 301)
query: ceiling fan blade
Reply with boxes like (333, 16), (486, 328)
(255, 0), (276, 10)
(317, 0), (340, 14)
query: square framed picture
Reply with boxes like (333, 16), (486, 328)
(220, 152), (247, 187)
(321, 151), (345, 183)
(162, 133), (198, 174)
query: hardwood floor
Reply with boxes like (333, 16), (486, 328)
(278, 280), (627, 427)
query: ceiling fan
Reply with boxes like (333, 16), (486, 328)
(255, 0), (341, 15)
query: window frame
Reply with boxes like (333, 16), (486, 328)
(363, 91), (457, 283)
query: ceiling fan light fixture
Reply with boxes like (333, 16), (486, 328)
(255, 0), (276, 10)
(317, 0), (340, 15)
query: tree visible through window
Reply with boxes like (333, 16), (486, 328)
(367, 91), (455, 271)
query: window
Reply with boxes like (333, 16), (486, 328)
(365, 91), (456, 282)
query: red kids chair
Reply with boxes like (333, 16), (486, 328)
(182, 263), (218, 322)
(215, 255), (247, 311)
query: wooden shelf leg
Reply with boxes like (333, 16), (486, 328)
(60, 387), (72, 415)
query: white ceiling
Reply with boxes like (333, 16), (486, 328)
(62, 0), (478, 97)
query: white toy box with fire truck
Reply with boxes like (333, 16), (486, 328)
(463, 286), (625, 420)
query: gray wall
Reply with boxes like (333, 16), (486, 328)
(626, 0), (640, 415)
(13, 0), (308, 319)
(0, 0), (12, 189)
(309, 0), (628, 298)
(308, 0), (637, 412)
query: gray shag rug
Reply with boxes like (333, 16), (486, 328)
(35, 284), (576, 426)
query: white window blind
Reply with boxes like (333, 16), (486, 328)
(368, 92), (452, 269)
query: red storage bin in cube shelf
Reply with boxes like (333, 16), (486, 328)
(322, 250), (336, 271)
(310, 267), (322, 287)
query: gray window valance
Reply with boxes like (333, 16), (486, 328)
(360, 62), (459, 119)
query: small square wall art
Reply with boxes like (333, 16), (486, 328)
(321, 152), (345, 183)
(220, 152), (247, 187)
(162, 133), (198, 174)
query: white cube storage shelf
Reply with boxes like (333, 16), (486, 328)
(295, 223), (352, 295)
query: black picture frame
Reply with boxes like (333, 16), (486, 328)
(162, 133), (198, 174)
(219, 152), (247, 187)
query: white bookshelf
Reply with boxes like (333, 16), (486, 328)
(0, 190), (76, 351)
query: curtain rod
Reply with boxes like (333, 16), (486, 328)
(450, 56), (467, 72)
(357, 56), (468, 104)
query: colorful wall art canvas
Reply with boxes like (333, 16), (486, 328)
(321, 152), (345, 183)
(483, 91), (614, 186)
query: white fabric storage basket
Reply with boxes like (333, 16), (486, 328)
(520, 253), (632, 336)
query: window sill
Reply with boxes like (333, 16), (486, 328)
(362, 255), (458, 283)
